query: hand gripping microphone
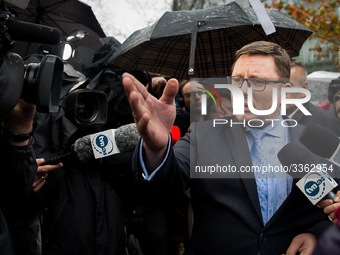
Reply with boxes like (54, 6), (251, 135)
(299, 122), (340, 167)
(278, 142), (338, 205)
(42, 123), (140, 165)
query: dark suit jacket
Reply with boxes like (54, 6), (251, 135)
(133, 116), (335, 255)
(292, 102), (340, 136)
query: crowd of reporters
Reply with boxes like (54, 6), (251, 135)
(3, 1), (340, 255)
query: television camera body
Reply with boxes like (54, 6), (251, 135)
(0, 0), (108, 128)
(0, 0), (63, 116)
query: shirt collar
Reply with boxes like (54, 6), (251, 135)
(245, 114), (284, 139)
(264, 115), (284, 138)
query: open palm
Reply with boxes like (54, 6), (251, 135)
(122, 73), (178, 152)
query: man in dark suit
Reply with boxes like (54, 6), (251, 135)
(286, 59), (340, 136)
(122, 41), (338, 255)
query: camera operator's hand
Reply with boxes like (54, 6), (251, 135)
(122, 72), (178, 171)
(3, 99), (35, 146)
(32, 158), (63, 193)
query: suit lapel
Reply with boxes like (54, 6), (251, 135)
(292, 109), (303, 122)
(291, 102), (311, 123)
(226, 118), (263, 223)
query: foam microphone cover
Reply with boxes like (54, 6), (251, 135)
(74, 135), (93, 162)
(115, 123), (140, 152)
(299, 123), (339, 158)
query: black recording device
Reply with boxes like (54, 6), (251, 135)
(0, 5), (64, 116)
(0, 52), (63, 116)
(64, 88), (108, 127)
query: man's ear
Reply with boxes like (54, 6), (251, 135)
(302, 80), (309, 90)
(283, 82), (293, 99)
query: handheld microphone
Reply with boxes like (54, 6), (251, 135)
(299, 123), (340, 167)
(278, 142), (338, 205)
(42, 123), (140, 165)
(6, 19), (62, 45)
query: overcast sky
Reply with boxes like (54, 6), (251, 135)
(82, 0), (172, 43)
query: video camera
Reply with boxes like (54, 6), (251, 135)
(0, 0), (64, 116)
(0, 0), (108, 128)
(64, 88), (108, 127)
(0, 52), (63, 116)
(57, 65), (108, 128)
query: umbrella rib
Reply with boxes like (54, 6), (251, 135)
(17, 4), (37, 22)
(40, 1), (66, 12)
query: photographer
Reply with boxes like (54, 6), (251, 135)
(26, 60), (126, 255)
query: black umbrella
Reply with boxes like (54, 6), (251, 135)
(7, 0), (106, 57)
(108, 1), (312, 79)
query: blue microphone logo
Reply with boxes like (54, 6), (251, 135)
(303, 173), (326, 199)
(92, 134), (114, 156)
(304, 181), (320, 196)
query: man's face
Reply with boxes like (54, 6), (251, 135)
(182, 81), (204, 113)
(151, 76), (167, 96)
(231, 55), (286, 124)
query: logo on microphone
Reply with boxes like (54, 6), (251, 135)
(91, 133), (114, 157)
(90, 129), (120, 159)
(304, 174), (325, 197)
(296, 167), (338, 205)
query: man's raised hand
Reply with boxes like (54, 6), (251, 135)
(122, 73), (178, 168)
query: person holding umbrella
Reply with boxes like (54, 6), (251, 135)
(122, 41), (337, 255)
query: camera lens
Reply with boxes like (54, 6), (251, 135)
(76, 93), (98, 122)
(64, 89), (108, 127)
(22, 55), (63, 113)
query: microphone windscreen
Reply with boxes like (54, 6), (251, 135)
(7, 19), (62, 45)
(74, 135), (94, 162)
(115, 123), (140, 152)
(278, 142), (314, 179)
(299, 123), (339, 158)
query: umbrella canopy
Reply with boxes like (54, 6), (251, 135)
(8, 0), (106, 57)
(108, 1), (313, 79)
